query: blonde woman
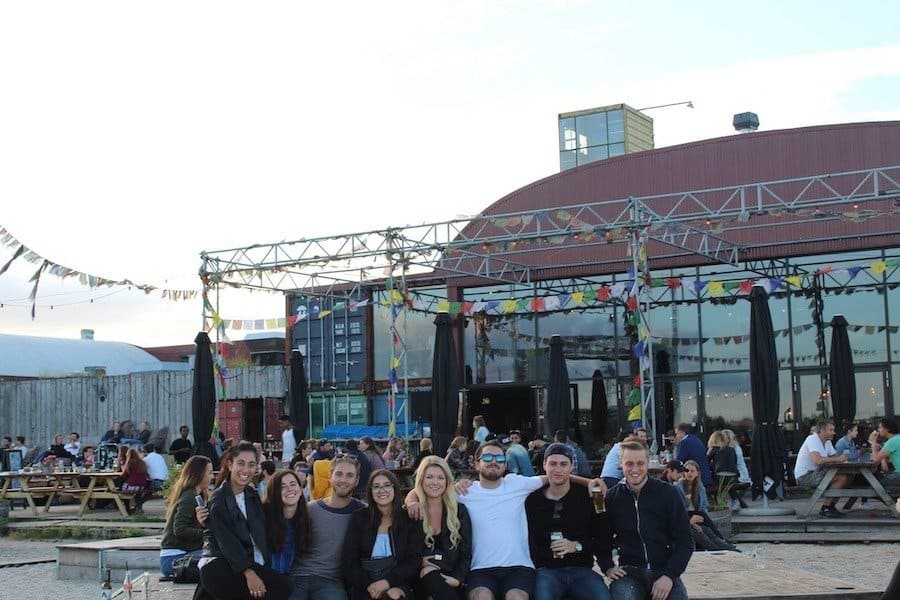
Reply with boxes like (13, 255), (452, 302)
(722, 429), (750, 484)
(707, 431), (746, 509)
(414, 456), (472, 599)
(412, 438), (434, 470)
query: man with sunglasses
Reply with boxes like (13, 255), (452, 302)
(407, 439), (606, 600)
(525, 443), (612, 600)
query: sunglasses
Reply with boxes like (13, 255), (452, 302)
(552, 500), (563, 520)
(480, 453), (506, 464)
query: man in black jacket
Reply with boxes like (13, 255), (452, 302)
(599, 440), (693, 600)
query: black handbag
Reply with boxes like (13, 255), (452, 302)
(172, 554), (201, 584)
(360, 556), (396, 581)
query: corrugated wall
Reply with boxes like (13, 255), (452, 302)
(0, 366), (287, 446)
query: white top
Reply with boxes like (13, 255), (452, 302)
(282, 428), (297, 461)
(144, 452), (169, 481)
(474, 426), (490, 443)
(733, 443), (750, 483)
(457, 474), (544, 569)
(234, 492), (265, 566)
(794, 434), (836, 479)
(64, 441), (82, 457)
(600, 443), (623, 479)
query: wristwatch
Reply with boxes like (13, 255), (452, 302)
(574, 541), (583, 552)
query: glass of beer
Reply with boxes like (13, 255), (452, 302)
(591, 485), (606, 513)
(550, 531), (563, 558)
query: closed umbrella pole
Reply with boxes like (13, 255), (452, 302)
(289, 349), (309, 438)
(547, 335), (572, 436)
(191, 331), (218, 468)
(590, 369), (608, 438)
(430, 312), (460, 456)
(828, 315), (856, 428)
(743, 286), (794, 516)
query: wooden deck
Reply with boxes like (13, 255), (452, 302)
(683, 551), (880, 599)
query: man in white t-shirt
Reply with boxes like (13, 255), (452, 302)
(279, 415), (298, 463)
(407, 440), (605, 600)
(793, 419), (851, 518)
(142, 444), (169, 491)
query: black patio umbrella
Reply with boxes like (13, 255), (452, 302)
(654, 349), (675, 447)
(431, 312), (460, 455)
(191, 331), (218, 467)
(289, 349), (309, 438)
(590, 369), (609, 438)
(829, 315), (857, 428)
(547, 335), (572, 435)
(748, 286), (787, 502)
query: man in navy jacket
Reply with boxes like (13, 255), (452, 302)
(674, 423), (712, 486)
(599, 440), (693, 600)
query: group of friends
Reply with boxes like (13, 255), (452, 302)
(160, 431), (694, 600)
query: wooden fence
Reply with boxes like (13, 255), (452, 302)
(0, 366), (288, 447)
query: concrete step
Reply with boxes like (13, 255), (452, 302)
(57, 535), (162, 582)
(733, 530), (900, 543)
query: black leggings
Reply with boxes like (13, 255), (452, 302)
(199, 559), (292, 600)
(419, 570), (464, 600)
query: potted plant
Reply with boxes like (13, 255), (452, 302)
(708, 475), (735, 539)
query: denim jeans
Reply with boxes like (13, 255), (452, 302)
(535, 566), (611, 600)
(159, 549), (201, 577)
(609, 566), (688, 600)
(289, 575), (347, 600)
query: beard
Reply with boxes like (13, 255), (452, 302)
(479, 469), (503, 482)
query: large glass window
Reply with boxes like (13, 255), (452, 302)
(822, 286), (887, 364)
(607, 110), (625, 143)
(579, 145), (609, 165)
(373, 290), (438, 381)
(703, 372), (753, 430)
(575, 112), (607, 147)
(558, 117), (576, 151)
(700, 299), (749, 373)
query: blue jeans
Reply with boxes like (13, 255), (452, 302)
(289, 575), (347, 600)
(535, 566), (611, 600)
(159, 549), (201, 577)
(610, 566), (688, 600)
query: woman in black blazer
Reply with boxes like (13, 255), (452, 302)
(342, 469), (424, 600)
(199, 442), (292, 600)
(413, 456), (472, 599)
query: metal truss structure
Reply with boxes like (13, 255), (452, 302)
(200, 165), (900, 440)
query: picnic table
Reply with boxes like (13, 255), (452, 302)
(797, 460), (898, 519)
(73, 471), (133, 518)
(0, 470), (82, 516)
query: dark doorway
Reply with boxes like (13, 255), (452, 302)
(465, 384), (537, 440)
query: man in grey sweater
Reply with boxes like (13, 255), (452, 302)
(289, 454), (366, 600)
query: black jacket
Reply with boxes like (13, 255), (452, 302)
(422, 503), (472, 584)
(202, 483), (269, 574)
(598, 477), (693, 580)
(709, 446), (738, 475)
(342, 509), (424, 593)
(347, 448), (372, 490)
(445, 448), (467, 473)
(526, 485), (612, 570)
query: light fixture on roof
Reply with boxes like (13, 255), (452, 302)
(636, 100), (694, 112)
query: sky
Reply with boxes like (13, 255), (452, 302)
(1, 1), (898, 347)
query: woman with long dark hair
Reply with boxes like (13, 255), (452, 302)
(342, 469), (423, 600)
(199, 441), (292, 599)
(263, 469), (310, 575)
(160, 455), (212, 576)
(413, 456), (471, 599)
(444, 437), (468, 475)
(361, 436), (386, 470)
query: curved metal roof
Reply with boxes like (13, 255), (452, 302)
(0, 333), (174, 378)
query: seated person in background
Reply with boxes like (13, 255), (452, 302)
(707, 431), (746, 509)
(342, 470), (423, 600)
(382, 437), (407, 466)
(411, 438), (434, 471)
(600, 433), (639, 489)
(311, 455), (333, 501)
(101, 421), (123, 444)
(528, 435), (551, 475)
(64, 432), (82, 459)
(871, 417), (900, 490)
(139, 421), (152, 445)
(169, 426), (194, 464)
(121, 447), (152, 513)
(77, 445), (96, 468)
(257, 460), (276, 500)
(143, 444), (169, 491)
(159, 455), (212, 576)
(722, 429), (751, 484)
(414, 456), (472, 599)
(505, 430), (534, 477)
(834, 422), (861, 461)
(793, 418), (851, 518)
(345, 439), (372, 498)
(676, 460), (738, 552)
(445, 436), (469, 475)
(658, 459), (686, 484)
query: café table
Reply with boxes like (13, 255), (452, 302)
(72, 471), (130, 518)
(797, 460), (898, 519)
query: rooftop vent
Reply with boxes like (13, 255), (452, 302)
(80, 329), (95, 340)
(733, 112), (759, 133)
